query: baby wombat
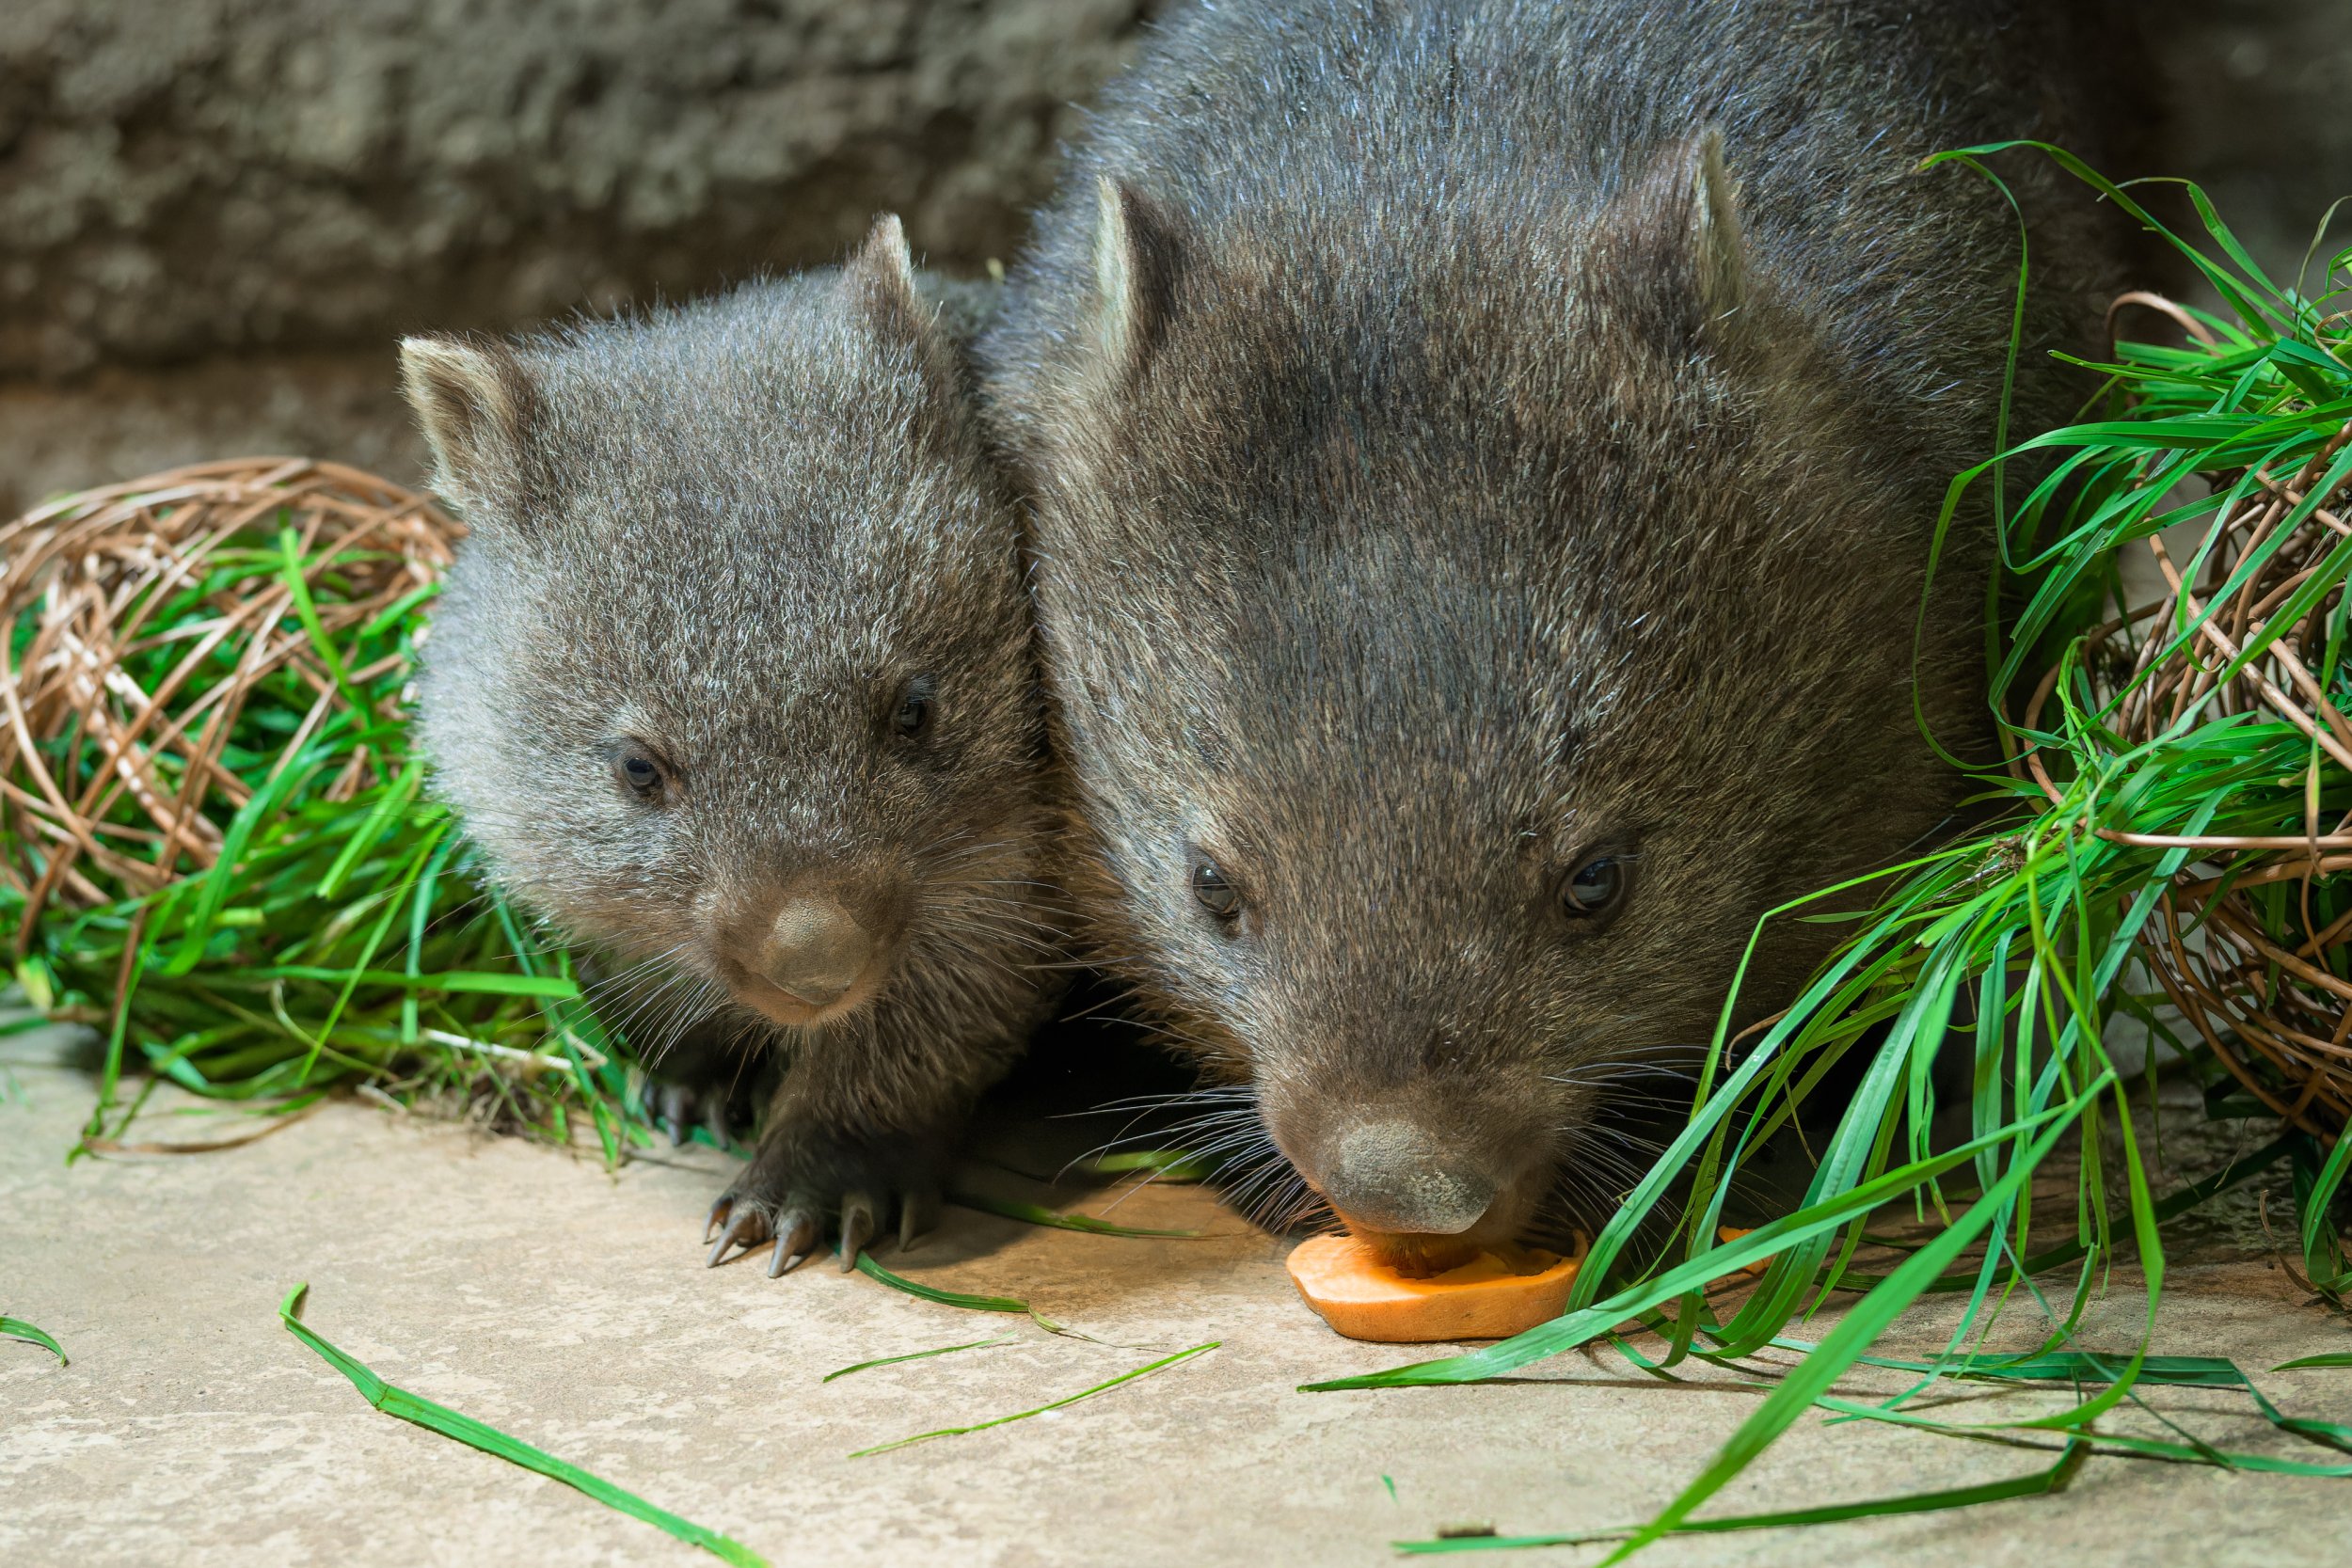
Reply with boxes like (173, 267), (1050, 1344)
(982, 1), (2129, 1267)
(404, 217), (1062, 1275)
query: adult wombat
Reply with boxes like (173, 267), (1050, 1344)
(405, 218), (1063, 1275)
(982, 1), (2129, 1268)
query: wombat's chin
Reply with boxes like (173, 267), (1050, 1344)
(1334, 1179), (1552, 1276)
(722, 966), (887, 1032)
(1342, 1227), (1485, 1278)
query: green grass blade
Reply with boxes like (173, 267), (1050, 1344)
(2275, 1354), (2352, 1371)
(848, 1341), (1218, 1457)
(316, 756), (423, 899)
(1392, 1441), (2088, 1553)
(949, 1188), (1200, 1238)
(1087, 1149), (1225, 1180)
(2, 1315), (68, 1365)
(278, 1284), (766, 1567)
(851, 1251), (1031, 1313)
(821, 1337), (1012, 1383)
(276, 525), (372, 722)
(235, 967), (579, 997)
(1597, 1079), (2102, 1564)
(1837, 1132), (2294, 1292)
(1820, 1395), (2352, 1476)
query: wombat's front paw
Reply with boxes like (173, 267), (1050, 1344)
(632, 1013), (763, 1148)
(701, 1130), (942, 1278)
(644, 1075), (739, 1149)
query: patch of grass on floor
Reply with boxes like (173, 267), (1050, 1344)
(2, 485), (650, 1159)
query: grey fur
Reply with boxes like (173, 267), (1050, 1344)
(406, 218), (1063, 1269)
(981, 0), (2132, 1265)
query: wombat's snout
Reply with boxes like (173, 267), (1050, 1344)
(1319, 1119), (1497, 1236)
(758, 895), (875, 1008)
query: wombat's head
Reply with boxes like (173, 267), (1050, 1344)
(1005, 134), (1973, 1266)
(407, 218), (1049, 1044)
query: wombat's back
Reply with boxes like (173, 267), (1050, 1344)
(992, 0), (2122, 492)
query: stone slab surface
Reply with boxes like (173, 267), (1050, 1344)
(5, 1054), (2350, 1567)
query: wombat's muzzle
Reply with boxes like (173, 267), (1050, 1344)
(1317, 1118), (1497, 1236)
(758, 895), (878, 1009)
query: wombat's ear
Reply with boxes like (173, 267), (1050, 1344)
(1597, 126), (1749, 344)
(1082, 175), (1180, 385)
(844, 214), (930, 347)
(399, 335), (534, 520)
(843, 214), (970, 398)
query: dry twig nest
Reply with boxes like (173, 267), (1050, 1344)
(1, 456), (457, 943)
(2022, 314), (2352, 1140)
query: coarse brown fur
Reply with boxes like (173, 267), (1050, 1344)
(405, 219), (1065, 1275)
(981, 0), (2136, 1267)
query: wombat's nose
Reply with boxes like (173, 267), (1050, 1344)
(759, 896), (874, 1008)
(1320, 1119), (1496, 1235)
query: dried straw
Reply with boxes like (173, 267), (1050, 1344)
(0, 457), (459, 948)
(2020, 296), (2352, 1139)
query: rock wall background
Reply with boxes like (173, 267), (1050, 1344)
(0, 0), (1153, 515)
(1, 0), (2346, 519)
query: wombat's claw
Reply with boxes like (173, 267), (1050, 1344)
(704, 1195), (731, 1245)
(706, 1204), (771, 1268)
(898, 1190), (937, 1253)
(649, 1080), (734, 1149)
(654, 1082), (691, 1147)
(839, 1192), (880, 1272)
(766, 1209), (822, 1277)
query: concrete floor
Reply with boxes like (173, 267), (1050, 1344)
(6, 1050), (2352, 1568)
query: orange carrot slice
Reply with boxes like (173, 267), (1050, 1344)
(1714, 1225), (1767, 1283)
(1285, 1234), (1586, 1343)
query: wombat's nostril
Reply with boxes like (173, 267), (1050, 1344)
(759, 895), (873, 1008)
(1321, 1119), (1496, 1236)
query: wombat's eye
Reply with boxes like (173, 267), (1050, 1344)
(1559, 856), (1628, 920)
(611, 745), (666, 800)
(1191, 860), (1242, 921)
(892, 674), (937, 741)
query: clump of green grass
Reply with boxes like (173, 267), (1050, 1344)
(0, 465), (648, 1159)
(1314, 150), (2352, 1550)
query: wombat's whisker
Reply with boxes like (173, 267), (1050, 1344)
(1064, 1099), (1258, 1156)
(1057, 1095), (1263, 1184)
(962, 875), (1064, 895)
(590, 951), (696, 1014)
(580, 942), (699, 1005)
(1080, 1085), (1257, 1115)
(943, 899), (1066, 929)
(604, 967), (714, 1058)
(1231, 1157), (1323, 1235)
(1112, 1015), (1229, 1056)
(633, 974), (727, 1066)
(923, 913), (1066, 956)
(1559, 1137), (1662, 1203)
(915, 915), (1060, 966)
(1051, 981), (1157, 1026)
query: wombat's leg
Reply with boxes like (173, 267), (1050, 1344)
(702, 1124), (947, 1276)
(638, 1015), (763, 1148)
(575, 951), (760, 1147)
(702, 1024), (1020, 1277)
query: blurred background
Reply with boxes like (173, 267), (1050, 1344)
(1, 0), (2345, 520)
